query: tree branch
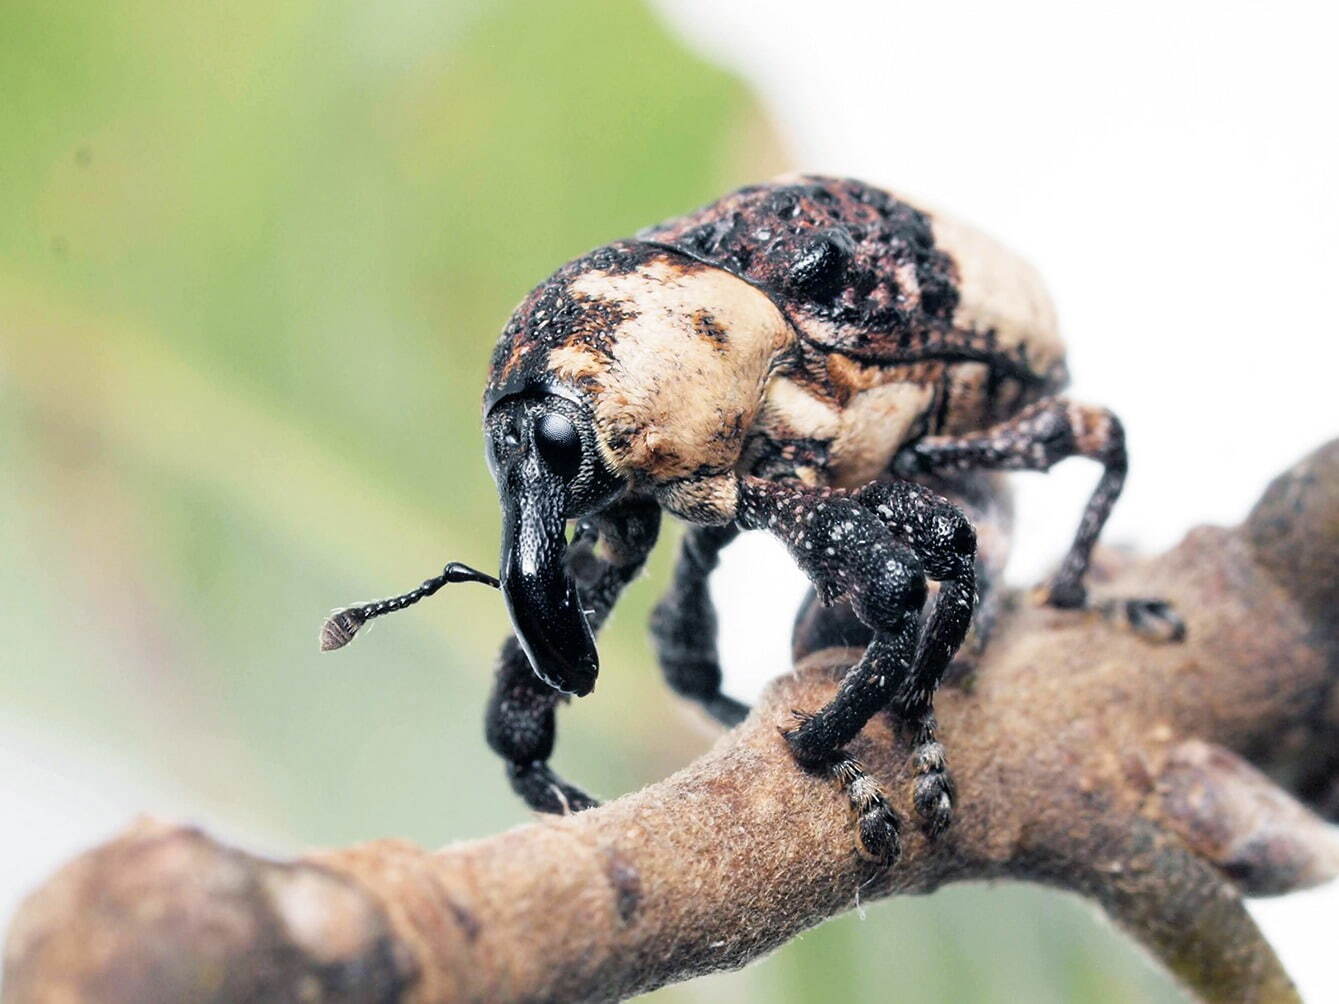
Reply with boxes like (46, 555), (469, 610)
(6, 441), (1339, 1003)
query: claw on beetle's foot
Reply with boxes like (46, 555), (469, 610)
(1034, 584), (1187, 644)
(778, 709), (823, 763)
(781, 716), (903, 867)
(1098, 597), (1187, 643)
(831, 752), (901, 866)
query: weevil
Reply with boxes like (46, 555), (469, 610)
(322, 175), (1182, 864)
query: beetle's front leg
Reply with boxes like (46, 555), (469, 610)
(484, 498), (660, 814)
(485, 640), (597, 813)
(737, 477), (931, 865)
(898, 397), (1184, 640)
(792, 471), (1009, 686)
(649, 523), (749, 727)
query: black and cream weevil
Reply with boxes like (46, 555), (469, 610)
(321, 176), (1183, 865)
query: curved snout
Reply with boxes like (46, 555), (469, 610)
(499, 470), (598, 696)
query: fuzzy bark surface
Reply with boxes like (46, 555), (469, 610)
(6, 441), (1339, 1004)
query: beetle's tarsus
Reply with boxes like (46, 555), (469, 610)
(1045, 577), (1088, 610)
(856, 802), (902, 865)
(507, 761), (600, 815)
(1102, 597), (1187, 643)
(831, 754), (901, 865)
(903, 714), (955, 836)
(1035, 581), (1187, 644)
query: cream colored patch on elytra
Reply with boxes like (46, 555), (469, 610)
(567, 257), (793, 485)
(829, 381), (935, 488)
(927, 210), (1065, 379)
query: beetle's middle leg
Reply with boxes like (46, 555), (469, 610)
(737, 477), (941, 864)
(897, 396), (1184, 641)
(649, 523), (750, 727)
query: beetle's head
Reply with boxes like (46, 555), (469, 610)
(483, 386), (625, 696)
(318, 378), (624, 698)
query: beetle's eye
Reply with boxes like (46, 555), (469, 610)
(533, 413), (582, 480)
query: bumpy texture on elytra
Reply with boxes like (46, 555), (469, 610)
(640, 176), (1062, 384)
(488, 176), (1069, 522)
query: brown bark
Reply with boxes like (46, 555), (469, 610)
(6, 441), (1339, 1004)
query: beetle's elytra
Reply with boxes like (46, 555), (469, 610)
(324, 175), (1182, 864)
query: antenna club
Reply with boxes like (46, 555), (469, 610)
(319, 608), (367, 651)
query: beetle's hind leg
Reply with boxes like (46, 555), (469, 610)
(649, 523), (749, 727)
(897, 397), (1184, 642)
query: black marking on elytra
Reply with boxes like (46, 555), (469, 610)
(778, 227), (856, 301)
(641, 176), (964, 357)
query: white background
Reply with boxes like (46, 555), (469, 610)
(653, 0), (1338, 997)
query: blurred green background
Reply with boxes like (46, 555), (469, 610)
(1, 0), (1181, 999)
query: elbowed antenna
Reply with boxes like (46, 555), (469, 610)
(319, 562), (500, 652)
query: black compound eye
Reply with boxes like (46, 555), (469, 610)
(533, 412), (583, 480)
